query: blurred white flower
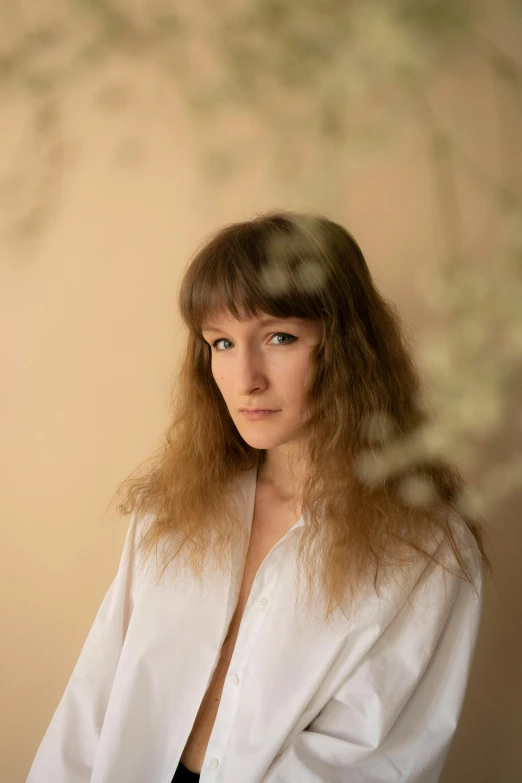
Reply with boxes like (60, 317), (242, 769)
(360, 411), (396, 444)
(397, 475), (438, 507)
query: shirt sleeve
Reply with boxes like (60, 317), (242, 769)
(26, 509), (148, 783)
(263, 543), (483, 783)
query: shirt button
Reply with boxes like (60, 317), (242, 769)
(209, 758), (219, 770)
(228, 673), (239, 686)
(257, 597), (268, 608)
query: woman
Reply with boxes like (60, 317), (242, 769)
(27, 210), (491, 783)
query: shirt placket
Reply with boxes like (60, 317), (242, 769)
(200, 536), (290, 781)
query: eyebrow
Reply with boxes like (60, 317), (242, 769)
(201, 317), (302, 333)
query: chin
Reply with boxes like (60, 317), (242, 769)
(240, 436), (280, 450)
(236, 428), (292, 451)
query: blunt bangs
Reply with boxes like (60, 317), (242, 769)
(178, 213), (333, 337)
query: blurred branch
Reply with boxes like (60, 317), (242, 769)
(411, 85), (464, 268)
(1, 0), (521, 514)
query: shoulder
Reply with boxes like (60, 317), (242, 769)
(442, 508), (484, 579)
(119, 507), (158, 585)
(406, 509), (483, 613)
(373, 508), (483, 616)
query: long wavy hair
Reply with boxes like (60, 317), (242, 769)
(112, 209), (492, 624)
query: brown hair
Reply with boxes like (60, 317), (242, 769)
(112, 210), (492, 624)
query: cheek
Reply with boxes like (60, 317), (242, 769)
(298, 356), (317, 397)
(209, 365), (221, 389)
(212, 372), (230, 399)
(279, 360), (311, 399)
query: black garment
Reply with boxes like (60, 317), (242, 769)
(171, 760), (201, 782)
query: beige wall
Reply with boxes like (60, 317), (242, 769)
(2, 10), (521, 783)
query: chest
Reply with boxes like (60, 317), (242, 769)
(223, 487), (302, 659)
(179, 491), (300, 772)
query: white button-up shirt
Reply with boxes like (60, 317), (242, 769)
(27, 466), (483, 783)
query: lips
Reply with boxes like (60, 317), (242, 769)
(240, 409), (279, 420)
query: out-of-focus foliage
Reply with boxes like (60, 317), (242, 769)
(1, 0), (521, 518)
(1, 1), (520, 219)
(355, 222), (522, 518)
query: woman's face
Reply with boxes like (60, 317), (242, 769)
(202, 310), (322, 452)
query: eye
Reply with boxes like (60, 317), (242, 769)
(210, 332), (297, 351)
(211, 338), (232, 351)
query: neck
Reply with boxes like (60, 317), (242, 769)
(256, 448), (308, 502)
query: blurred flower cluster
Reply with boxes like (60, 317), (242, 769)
(1, 0), (521, 515)
(354, 242), (522, 516)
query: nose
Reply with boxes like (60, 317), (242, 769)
(234, 346), (269, 396)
